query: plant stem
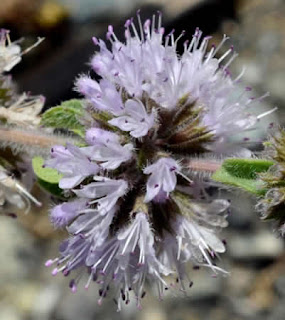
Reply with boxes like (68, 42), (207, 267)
(186, 159), (221, 173)
(0, 127), (67, 149)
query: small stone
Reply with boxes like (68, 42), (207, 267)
(0, 217), (35, 286)
(0, 305), (21, 320)
(226, 267), (255, 295)
(11, 282), (40, 315)
(138, 306), (167, 320)
(30, 284), (61, 320)
(188, 271), (223, 300)
(228, 231), (284, 260)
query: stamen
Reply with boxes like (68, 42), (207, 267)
(21, 37), (45, 56)
(45, 258), (58, 267)
(174, 30), (185, 48)
(144, 19), (151, 38)
(131, 20), (140, 41)
(233, 66), (246, 82)
(199, 35), (212, 53)
(151, 14), (156, 36)
(223, 52), (238, 69)
(15, 182), (42, 207)
(218, 47), (233, 63)
(92, 37), (99, 46)
(136, 10), (144, 41)
(257, 107), (277, 119)
(213, 34), (229, 56)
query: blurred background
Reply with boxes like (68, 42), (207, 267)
(0, 0), (285, 319)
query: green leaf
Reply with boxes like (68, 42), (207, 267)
(41, 99), (84, 130)
(212, 158), (274, 195)
(32, 156), (62, 184)
(32, 156), (63, 197)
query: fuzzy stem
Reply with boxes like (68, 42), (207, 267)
(0, 127), (68, 149)
(186, 159), (221, 173)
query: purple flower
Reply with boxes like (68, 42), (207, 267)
(85, 127), (120, 146)
(174, 216), (226, 268)
(45, 11), (272, 308)
(68, 205), (117, 250)
(108, 99), (155, 138)
(88, 212), (171, 310)
(73, 176), (128, 215)
(82, 129), (133, 170)
(88, 17), (273, 156)
(50, 199), (88, 228)
(91, 33), (144, 97)
(115, 212), (171, 308)
(47, 235), (91, 278)
(76, 77), (124, 115)
(144, 157), (180, 202)
(45, 143), (99, 189)
(159, 198), (229, 290)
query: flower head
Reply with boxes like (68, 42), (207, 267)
(256, 129), (285, 235)
(45, 12), (271, 308)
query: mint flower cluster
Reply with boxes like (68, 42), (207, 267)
(257, 129), (285, 235)
(45, 13), (267, 309)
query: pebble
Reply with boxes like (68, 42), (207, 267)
(227, 231), (284, 260)
(0, 305), (21, 320)
(30, 284), (62, 320)
(0, 216), (36, 286)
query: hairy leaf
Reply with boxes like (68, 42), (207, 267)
(41, 99), (84, 130)
(212, 158), (274, 195)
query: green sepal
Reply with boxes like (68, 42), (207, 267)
(32, 156), (63, 197)
(212, 158), (274, 195)
(40, 99), (84, 131)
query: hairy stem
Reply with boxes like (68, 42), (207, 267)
(0, 127), (68, 149)
(186, 159), (221, 173)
